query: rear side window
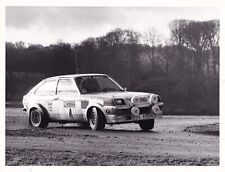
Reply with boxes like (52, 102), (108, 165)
(35, 80), (57, 96)
(57, 79), (78, 95)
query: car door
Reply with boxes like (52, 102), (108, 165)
(54, 78), (81, 121)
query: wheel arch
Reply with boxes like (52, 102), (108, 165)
(28, 103), (50, 128)
(85, 103), (106, 121)
(28, 103), (50, 119)
(28, 103), (42, 115)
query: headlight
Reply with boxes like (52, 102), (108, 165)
(152, 105), (160, 114)
(113, 98), (126, 105)
(150, 94), (158, 104)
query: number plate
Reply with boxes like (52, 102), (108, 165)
(143, 114), (155, 118)
(132, 114), (155, 120)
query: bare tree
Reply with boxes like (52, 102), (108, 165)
(143, 28), (162, 74)
(203, 20), (219, 76)
(183, 20), (219, 80)
(169, 20), (188, 47)
(169, 20), (189, 72)
(124, 29), (141, 87)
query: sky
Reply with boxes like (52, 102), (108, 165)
(6, 7), (219, 46)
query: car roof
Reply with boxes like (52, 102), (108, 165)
(45, 73), (108, 80)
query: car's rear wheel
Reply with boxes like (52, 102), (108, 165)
(138, 119), (154, 131)
(29, 108), (49, 128)
(88, 107), (105, 131)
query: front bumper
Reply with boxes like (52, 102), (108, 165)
(104, 103), (163, 124)
(105, 113), (162, 124)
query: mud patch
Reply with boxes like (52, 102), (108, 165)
(6, 148), (219, 166)
(184, 123), (219, 136)
(6, 129), (60, 137)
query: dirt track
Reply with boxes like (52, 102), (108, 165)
(5, 107), (219, 165)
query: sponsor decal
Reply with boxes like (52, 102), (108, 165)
(64, 101), (76, 108)
(131, 96), (150, 104)
(47, 102), (53, 111)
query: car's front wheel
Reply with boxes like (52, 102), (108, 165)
(138, 119), (154, 131)
(29, 108), (49, 128)
(88, 107), (105, 131)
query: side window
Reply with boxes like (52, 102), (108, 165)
(57, 79), (78, 96)
(35, 80), (57, 96)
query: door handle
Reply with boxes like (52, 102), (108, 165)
(53, 97), (59, 100)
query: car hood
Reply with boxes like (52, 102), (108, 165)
(82, 91), (151, 100)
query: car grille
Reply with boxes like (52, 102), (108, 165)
(139, 107), (151, 114)
(115, 106), (152, 115)
(115, 109), (131, 115)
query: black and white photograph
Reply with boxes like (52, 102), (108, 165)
(2, 0), (223, 169)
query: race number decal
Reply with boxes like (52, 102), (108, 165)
(69, 108), (73, 119)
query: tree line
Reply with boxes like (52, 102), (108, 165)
(6, 19), (219, 115)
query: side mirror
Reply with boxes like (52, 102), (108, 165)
(124, 87), (127, 91)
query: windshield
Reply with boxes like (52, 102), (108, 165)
(75, 75), (124, 94)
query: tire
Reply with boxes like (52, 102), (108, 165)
(139, 119), (154, 131)
(29, 108), (49, 128)
(88, 107), (105, 131)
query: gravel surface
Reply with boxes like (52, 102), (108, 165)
(6, 148), (218, 166)
(5, 107), (219, 166)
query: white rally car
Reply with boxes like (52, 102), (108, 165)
(22, 74), (163, 131)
